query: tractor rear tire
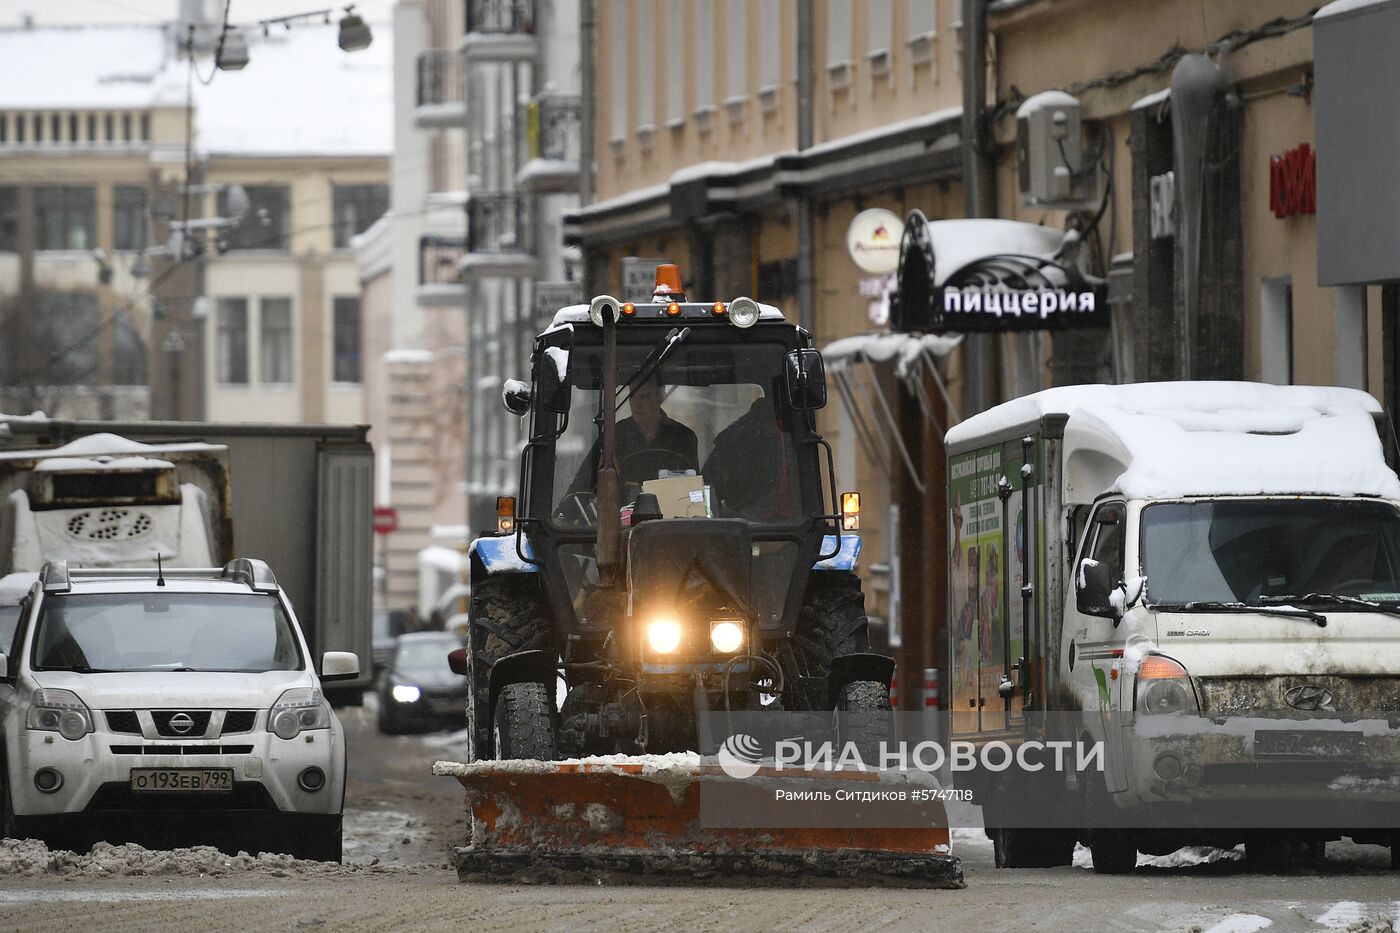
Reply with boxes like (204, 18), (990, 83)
(492, 682), (557, 760)
(792, 572), (871, 710)
(467, 576), (553, 761)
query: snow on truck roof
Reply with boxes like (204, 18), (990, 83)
(549, 302), (787, 330)
(948, 382), (1400, 502)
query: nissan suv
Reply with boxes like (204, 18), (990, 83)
(0, 559), (357, 861)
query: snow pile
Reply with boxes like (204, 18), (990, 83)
(33, 456), (175, 474)
(821, 332), (962, 378)
(1315, 0), (1396, 22)
(0, 839), (413, 877)
(1121, 637), (1158, 675)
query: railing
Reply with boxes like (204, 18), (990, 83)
(419, 236), (466, 285)
(529, 96), (581, 163)
(415, 50), (463, 108)
(465, 0), (535, 34)
(466, 194), (530, 254)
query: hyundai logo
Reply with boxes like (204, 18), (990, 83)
(168, 712), (196, 734)
(1283, 684), (1334, 711)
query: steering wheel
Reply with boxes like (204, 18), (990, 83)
(619, 447), (694, 482)
(554, 490), (598, 526)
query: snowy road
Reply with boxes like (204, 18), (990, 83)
(1, 706), (1397, 931)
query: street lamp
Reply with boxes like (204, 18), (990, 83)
(216, 29), (250, 70)
(338, 8), (373, 52)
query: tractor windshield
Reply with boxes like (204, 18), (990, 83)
(550, 336), (803, 528)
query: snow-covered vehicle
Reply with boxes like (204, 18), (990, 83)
(0, 558), (358, 861)
(947, 383), (1400, 872)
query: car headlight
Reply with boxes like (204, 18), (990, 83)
(270, 687), (331, 740)
(27, 688), (93, 741)
(646, 616), (683, 654)
(391, 684), (421, 704)
(709, 620), (745, 654)
(1135, 655), (1199, 715)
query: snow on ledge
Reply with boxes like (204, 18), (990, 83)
(1315, 0), (1398, 21)
(1131, 87), (1172, 111)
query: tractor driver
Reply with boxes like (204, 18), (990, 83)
(701, 379), (796, 521)
(569, 376), (700, 498)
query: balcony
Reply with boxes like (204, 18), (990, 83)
(517, 96), (581, 194)
(415, 50), (466, 129)
(417, 235), (467, 306)
(460, 0), (537, 63)
(460, 193), (537, 279)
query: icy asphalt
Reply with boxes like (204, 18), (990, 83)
(0, 704), (1396, 932)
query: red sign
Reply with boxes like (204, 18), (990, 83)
(373, 507), (398, 535)
(1269, 143), (1315, 218)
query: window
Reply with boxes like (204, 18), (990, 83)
(51, 114), (60, 142)
(0, 187), (18, 251)
(609, 0), (628, 142)
(140, 112), (150, 141)
(1086, 502), (1126, 584)
(1333, 286), (1368, 390)
(868, 0), (892, 57)
(220, 185), (290, 250)
(217, 297), (249, 384)
(827, 0), (852, 68)
(38, 292), (99, 385)
(0, 114), (7, 144)
(695, 0), (716, 114)
(105, 113), (114, 142)
(1260, 276), (1293, 385)
(332, 183), (388, 249)
(333, 296), (361, 383)
(122, 113), (132, 142)
(35, 186), (96, 251)
(260, 297), (294, 384)
(636, 0), (655, 132)
(665, 0), (684, 125)
(13, 114), (22, 143)
(725, 0), (747, 101)
(909, 0), (935, 38)
(759, 0), (780, 92)
(87, 114), (96, 141)
(113, 185), (148, 251)
(68, 113), (78, 143)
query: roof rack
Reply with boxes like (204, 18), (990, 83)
(40, 560), (70, 594)
(221, 557), (278, 593)
(37, 560), (280, 594)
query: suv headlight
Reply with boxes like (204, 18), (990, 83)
(1135, 655), (1200, 715)
(27, 688), (94, 741)
(270, 687), (330, 740)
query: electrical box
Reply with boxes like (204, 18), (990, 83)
(1016, 90), (1101, 210)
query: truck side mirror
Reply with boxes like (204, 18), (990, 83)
(320, 650), (360, 682)
(1076, 558), (1120, 619)
(785, 348), (827, 411)
(502, 378), (532, 417)
(538, 346), (572, 414)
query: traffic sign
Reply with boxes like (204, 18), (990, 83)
(373, 506), (398, 535)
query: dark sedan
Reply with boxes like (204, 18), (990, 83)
(376, 631), (468, 734)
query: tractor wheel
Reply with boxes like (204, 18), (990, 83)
(466, 576), (553, 761)
(790, 571), (871, 710)
(835, 680), (891, 767)
(492, 682), (557, 760)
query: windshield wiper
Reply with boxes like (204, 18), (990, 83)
(615, 326), (691, 411)
(1158, 600), (1328, 627)
(1260, 593), (1400, 620)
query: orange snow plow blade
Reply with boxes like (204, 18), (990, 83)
(433, 757), (962, 887)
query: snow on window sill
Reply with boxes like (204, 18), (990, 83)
(608, 135), (625, 157)
(827, 60), (853, 91)
(907, 31), (935, 67)
(723, 95), (748, 123)
(636, 124), (656, 153)
(865, 48), (891, 78)
(693, 105), (716, 133)
(758, 85), (780, 113)
(665, 116), (685, 131)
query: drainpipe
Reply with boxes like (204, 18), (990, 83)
(796, 0), (815, 336)
(960, 0), (995, 412)
(579, 0), (596, 295)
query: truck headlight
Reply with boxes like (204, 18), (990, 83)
(27, 688), (93, 741)
(391, 684), (421, 704)
(1135, 655), (1199, 715)
(270, 687), (330, 740)
(646, 616), (683, 654)
(709, 620), (745, 654)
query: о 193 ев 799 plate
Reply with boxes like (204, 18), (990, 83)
(130, 768), (235, 792)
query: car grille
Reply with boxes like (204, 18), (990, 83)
(110, 744), (255, 756)
(152, 710), (213, 737)
(221, 710), (258, 734)
(106, 711), (141, 734)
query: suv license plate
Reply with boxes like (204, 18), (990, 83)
(130, 768), (234, 792)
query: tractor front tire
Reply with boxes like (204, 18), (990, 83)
(791, 571), (871, 710)
(467, 575), (553, 761)
(492, 682), (557, 760)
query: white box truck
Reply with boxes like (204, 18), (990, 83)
(946, 382), (1400, 872)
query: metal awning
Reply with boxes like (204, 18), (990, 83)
(820, 332), (963, 493)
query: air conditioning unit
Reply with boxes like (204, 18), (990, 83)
(1016, 90), (1101, 210)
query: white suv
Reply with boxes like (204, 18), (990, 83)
(0, 559), (357, 861)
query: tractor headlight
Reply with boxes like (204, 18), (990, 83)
(709, 620), (745, 654)
(646, 616), (683, 654)
(27, 688), (93, 741)
(728, 296), (760, 329)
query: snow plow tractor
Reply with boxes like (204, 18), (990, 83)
(439, 265), (959, 885)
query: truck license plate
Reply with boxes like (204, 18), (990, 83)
(1254, 730), (1363, 758)
(130, 768), (234, 792)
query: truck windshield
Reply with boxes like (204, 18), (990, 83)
(549, 338), (802, 527)
(1141, 499), (1400, 607)
(32, 593), (302, 673)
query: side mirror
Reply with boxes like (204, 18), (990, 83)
(320, 650), (360, 682)
(785, 347), (828, 411)
(502, 378), (532, 417)
(1075, 558), (1120, 619)
(538, 345), (572, 414)
(447, 647), (470, 676)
